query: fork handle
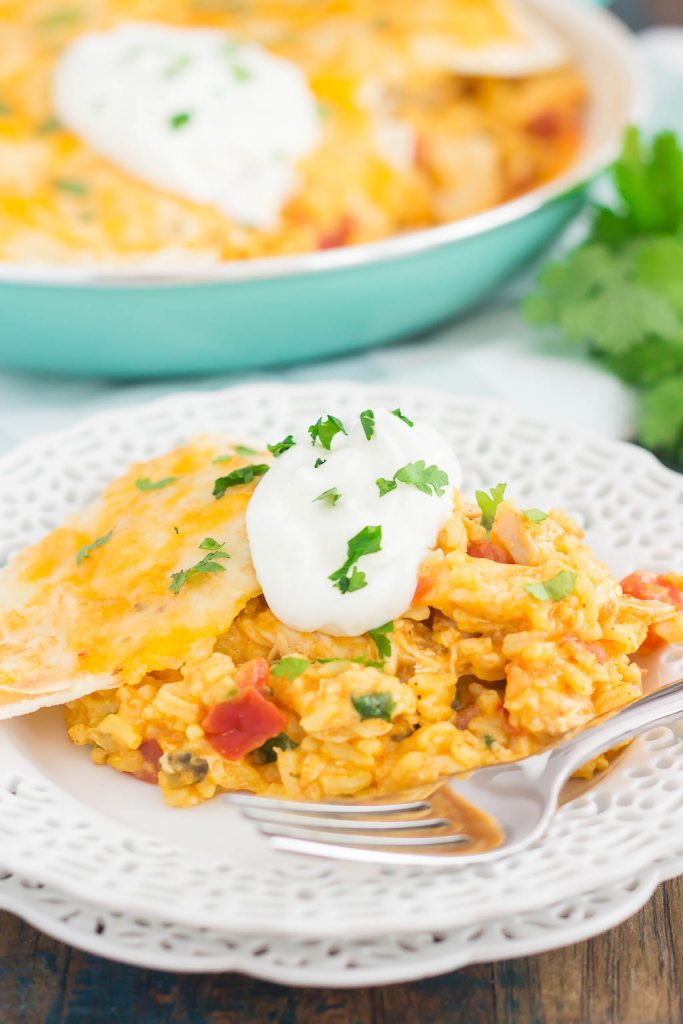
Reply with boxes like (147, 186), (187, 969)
(553, 675), (683, 778)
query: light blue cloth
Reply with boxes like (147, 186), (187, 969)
(0, 30), (680, 455)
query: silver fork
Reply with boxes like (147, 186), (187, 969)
(229, 676), (683, 866)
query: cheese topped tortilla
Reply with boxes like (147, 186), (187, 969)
(0, 437), (264, 718)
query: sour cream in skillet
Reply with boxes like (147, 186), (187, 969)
(247, 409), (461, 636)
(53, 22), (321, 229)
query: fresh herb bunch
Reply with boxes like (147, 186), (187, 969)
(525, 127), (683, 466)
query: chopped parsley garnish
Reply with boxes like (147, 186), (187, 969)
(255, 732), (298, 763)
(317, 656), (385, 670)
(483, 734), (495, 750)
(169, 111), (192, 130)
(165, 55), (192, 78)
(54, 178), (89, 197)
(524, 570), (577, 603)
(169, 537), (230, 593)
(360, 409), (375, 440)
(213, 463), (269, 498)
(377, 461), (449, 498)
(76, 530), (113, 567)
(135, 476), (177, 492)
(368, 621), (393, 659)
(39, 7), (83, 30)
(523, 508), (548, 524)
(314, 458), (326, 469)
(391, 408), (414, 427)
(235, 445), (257, 457)
(351, 692), (395, 722)
(231, 64), (251, 82)
(37, 117), (61, 135)
(329, 525), (382, 594)
(270, 656), (310, 681)
(308, 415), (347, 450)
(267, 435), (295, 457)
(475, 482), (507, 534)
(314, 487), (341, 507)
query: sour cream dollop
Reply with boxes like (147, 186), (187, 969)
(53, 22), (321, 229)
(246, 410), (461, 636)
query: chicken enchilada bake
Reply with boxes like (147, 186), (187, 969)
(0, 0), (587, 265)
(0, 407), (681, 809)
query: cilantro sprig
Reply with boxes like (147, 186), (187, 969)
(524, 570), (577, 603)
(271, 656), (310, 681)
(360, 409), (375, 440)
(475, 482), (507, 534)
(76, 530), (113, 567)
(135, 476), (176, 492)
(169, 538), (230, 593)
(329, 525), (382, 594)
(351, 692), (395, 722)
(213, 463), (269, 498)
(391, 408), (414, 427)
(267, 435), (295, 457)
(308, 415), (347, 450)
(368, 621), (393, 659)
(526, 127), (683, 465)
(377, 461), (449, 498)
(314, 487), (341, 507)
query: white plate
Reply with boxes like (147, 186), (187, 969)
(0, 383), (682, 941)
(0, 857), (680, 986)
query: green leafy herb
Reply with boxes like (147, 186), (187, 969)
(135, 476), (177, 492)
(271, 656), (310, 681)
(76, 529), (113, 567)
(37, 117), (61, 135)
(308, 415), (347, 450)
(267, 435), (295, 457)
(475, 482), (507, 534)
(314, 487), (341, 507)
(526, 128), (683, 465)
(165, 55), (192, 78)
(236, 444), (257, 457)
(368, 621), (393, 659)
(231, 63), (251, 82)
(255, 732), (298, 763)
(169, 537), (230, 593)
(314, 458), (326, 468)
(54, 178), (89, 197)
(351, 692), (395, 722)
(397, 461), (449, 496)
(524, 570), (577, 603)
(523, 508), (548, 524)
(376, 477), (397, 497)
(483, 734), (495, 750)
(329, 525), (382, 594)
(39, 7), (83, 30)
(317, 656), (385, 670)
(391, 408), (414, 427)
(169, 111), (192, 130)
(360, 409), (375, 440)
(213, 463), (269, 498)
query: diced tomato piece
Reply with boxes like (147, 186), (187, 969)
(411, 574), (431, 605)
(235, 657), (270, 693)
(467, 540), (513, 564)
(202, 688), (287, 761)
(526, 110), (564, 138)
(621, 571), (683, 609)
(318, 215), (354, 250)
(133, 738), (162, 785)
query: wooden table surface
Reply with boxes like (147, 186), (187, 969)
(3, 1), (683, 1021)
